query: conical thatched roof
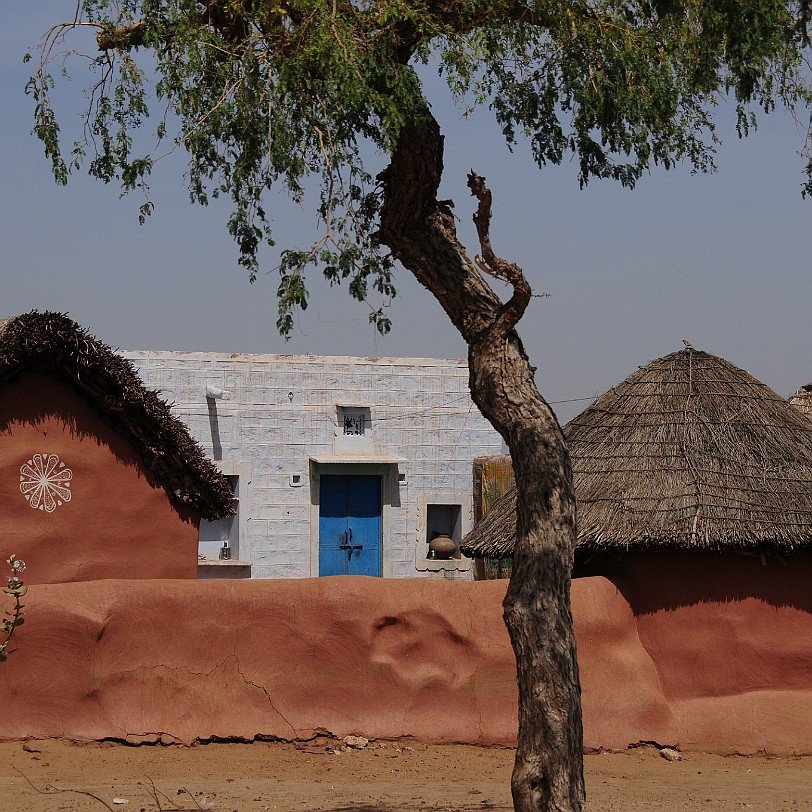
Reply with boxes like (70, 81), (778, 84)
(462, 348), (812, 558)
(789, 382), (812, 419)
(0, 311), (234, 520)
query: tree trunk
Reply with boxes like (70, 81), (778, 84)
(380, 112), (585, 812)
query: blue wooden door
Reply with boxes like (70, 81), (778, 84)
(319, 475), (382, 576)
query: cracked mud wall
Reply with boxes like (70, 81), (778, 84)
(0, 574), (810, 753)
(0, 578), (518, 745)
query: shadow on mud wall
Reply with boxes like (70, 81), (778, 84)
(575, 549), (812, 615)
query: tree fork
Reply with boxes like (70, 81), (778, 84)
(381, 113), (584, 812)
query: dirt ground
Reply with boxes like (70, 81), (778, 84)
(1, 738), (810, 812)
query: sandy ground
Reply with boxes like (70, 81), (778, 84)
(1, 738), (810, 812)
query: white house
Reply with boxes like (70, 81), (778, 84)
(122, 351), (503, 580)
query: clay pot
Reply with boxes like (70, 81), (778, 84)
(428, 534), (456, 560)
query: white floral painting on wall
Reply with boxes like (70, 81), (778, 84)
(20, 453), (72, 513)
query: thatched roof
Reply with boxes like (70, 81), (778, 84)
(0, 311), (234, 520)
(789, 383), (812, 419)
(462, 348), (812, 557)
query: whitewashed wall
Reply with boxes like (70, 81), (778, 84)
(122, 351), (503, 580)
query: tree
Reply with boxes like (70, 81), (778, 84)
(28, 3), (812, 810)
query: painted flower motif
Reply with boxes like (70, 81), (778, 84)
(19, 453), (72, 513)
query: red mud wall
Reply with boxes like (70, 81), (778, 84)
(608, 551), (812, 754)
(0, 373), (199, 583)
(1, 570), (811, 754)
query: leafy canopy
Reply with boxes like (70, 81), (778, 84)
(29, 1), (812, 334)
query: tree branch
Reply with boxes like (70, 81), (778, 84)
(91, 0), (554, 58)
(467, 171), (532, 331)
(379, 112), (505, 342)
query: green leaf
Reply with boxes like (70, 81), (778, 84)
(25, 0), (812, 335)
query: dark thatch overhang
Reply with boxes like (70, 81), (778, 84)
(462, 348), (812, 558)
(0, 311), (234, 520)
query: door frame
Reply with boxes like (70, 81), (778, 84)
(309, 461), (394, 577)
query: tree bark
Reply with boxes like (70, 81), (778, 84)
(380, 111), (584, 812)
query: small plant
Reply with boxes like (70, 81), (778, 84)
(1, 555), (27, 662)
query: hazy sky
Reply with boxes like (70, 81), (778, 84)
(4, 3), (812, 425)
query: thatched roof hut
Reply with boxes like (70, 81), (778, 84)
(0, 311), (233, 520)
(462, 348), (812, 559)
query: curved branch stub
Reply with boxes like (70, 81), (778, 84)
(467, 171), (532, 330)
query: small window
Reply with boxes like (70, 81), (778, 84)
(425, 503), (462, 559)
(416, 494), (471, 573)
(343, 412), (366, 436)
(199, 475), (239, 559)
(339, 406), (370, 436)
(335, 406), (373, 453)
